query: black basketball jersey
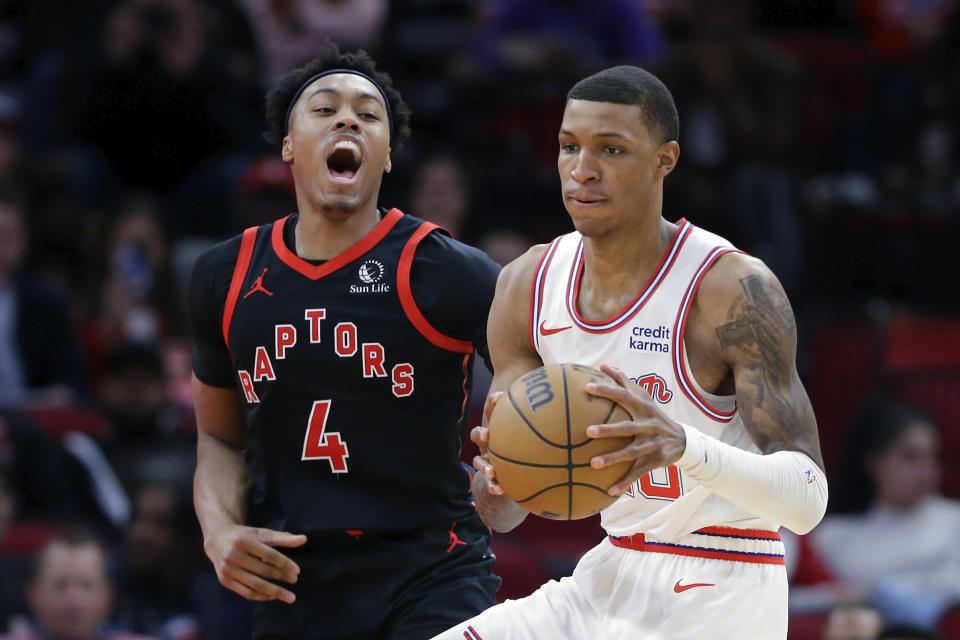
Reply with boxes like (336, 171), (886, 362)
(190, 209), (499, 533)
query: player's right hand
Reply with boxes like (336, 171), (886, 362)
(471, 391), (529, 532)
(204, 524), (307, 603)
(471, 391), (504, 495)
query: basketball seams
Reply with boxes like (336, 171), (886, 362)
(505, 387), (568, 449)
(490, 363), (635, 520)
(510, 481), (613, 504)
(567, 397), (623, 448)
(561, 363), (574, 520)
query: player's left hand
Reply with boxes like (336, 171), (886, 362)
(584, 363), (687, 496)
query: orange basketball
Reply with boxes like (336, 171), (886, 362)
(487, 363), (633, 520)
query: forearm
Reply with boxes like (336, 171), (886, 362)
(676, 424), (828, 535)
(195, 432), (251, 539)
(472, 472), (528, 533)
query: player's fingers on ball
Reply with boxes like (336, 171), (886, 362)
(473, 454), (493, 475)
(585, 420), (643, 438)
(599, 363), (630, 387)
(585, 380), (638, 411)
(469, 426), (489, 447)
(590, 440), (659, 469)
(482, 391), (503, 420)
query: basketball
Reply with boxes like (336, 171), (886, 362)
(487, 363), (633, 520)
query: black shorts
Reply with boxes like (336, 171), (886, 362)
(253, 513), (499, 640)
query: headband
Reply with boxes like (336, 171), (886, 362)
(283, 68), (393, 139)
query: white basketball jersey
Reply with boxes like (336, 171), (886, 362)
(530, 219), (778, 540)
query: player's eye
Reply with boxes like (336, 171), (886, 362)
(313, 106), (335, 114)
(359, 112), (380, 121)
(605, 146), (623, 155)
(561, 143), (578, 153)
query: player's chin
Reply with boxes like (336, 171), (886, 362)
(569, 215), (615, 238)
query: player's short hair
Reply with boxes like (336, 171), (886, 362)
(567, 66), (679, 144)
(264, 42), (412, 156)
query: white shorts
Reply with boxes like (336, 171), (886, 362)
(431, 527), (788, 640)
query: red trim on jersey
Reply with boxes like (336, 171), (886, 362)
(271, 209), (404, 280)
(695, 526), (781, 540)
(671, 247), (743, 422)
(222, 226), (259, 353)
(609, 533), (784, 565)
(397, 222), (474, 354)
(458, 353), (471, 422)
(529, 238), (561, 353)
(566, 220), (690, 333)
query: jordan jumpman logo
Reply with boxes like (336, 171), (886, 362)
(243, 268), (274, 298)
(447, 522), (467, 553)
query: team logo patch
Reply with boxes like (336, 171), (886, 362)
(631, 373), (673, 404)
(358, 260), (385, 284)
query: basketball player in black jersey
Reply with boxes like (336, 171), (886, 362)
(189, 43), (501, 640)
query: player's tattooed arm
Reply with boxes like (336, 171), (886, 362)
(709, 257), (824, 471)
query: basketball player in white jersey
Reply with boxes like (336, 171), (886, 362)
(431, 66), (829, 640)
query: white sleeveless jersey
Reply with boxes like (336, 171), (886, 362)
(530, 219), (778, 540)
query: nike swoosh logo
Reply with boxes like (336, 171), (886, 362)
(674, 580), (715, 593)
(539, 320), (572, 336)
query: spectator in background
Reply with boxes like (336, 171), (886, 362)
(63, 0), (261, 237)
(876, 625), (943, 640)
(0, 188), (87, 406)
(112, 483), (225, 640)
(241, 0), (388, 83)
(821, 604), (885, 640)
(407, 155), (472, 239)
(471, 0), (664, 75)
(82, 196), (183, 360)
(0, 94), (22, 188)
(0, 469), (32, 632)
(812, 399), (960, 629)
(1, 527), (153, 640)
(94, 341), (195, 493)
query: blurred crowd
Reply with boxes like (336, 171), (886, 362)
(0, 1), (959, 639)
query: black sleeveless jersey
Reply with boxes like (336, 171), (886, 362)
(188, 209), (500, 532)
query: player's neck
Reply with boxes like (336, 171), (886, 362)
(293, 203), (382, 261)
(582, 213), (674, 283)
(577, 215), (675, 320)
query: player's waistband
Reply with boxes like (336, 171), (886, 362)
(609, 526), (785, 565)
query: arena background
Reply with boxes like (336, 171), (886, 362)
(0, 1), (958, 638)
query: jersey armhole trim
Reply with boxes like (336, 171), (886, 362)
(530, 238), (561, 353)
(397, 222), (474, 354)
(671, 246), (744, 422)
(222, 226), (259, 355)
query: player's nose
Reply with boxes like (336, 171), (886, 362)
(570, 151), (599, 183)
(335, 116), (361, 132)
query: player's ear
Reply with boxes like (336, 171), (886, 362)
(384, 149), (392, 174)
(655, 140), (679, 178)
(281, 135), (294, 163)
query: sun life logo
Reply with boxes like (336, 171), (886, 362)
(358, 260), (385, 284)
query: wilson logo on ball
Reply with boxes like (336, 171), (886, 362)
(522, 367), (554, 412)
(358, 260), (385, 284)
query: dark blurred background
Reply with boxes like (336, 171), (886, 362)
(0, 1), (959, 639)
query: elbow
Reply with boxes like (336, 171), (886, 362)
(784, 475), (829, 536)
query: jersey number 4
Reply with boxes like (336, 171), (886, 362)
(301, 400), (349, 473)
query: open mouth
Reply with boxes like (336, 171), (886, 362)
(326, 140), (362, 181)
